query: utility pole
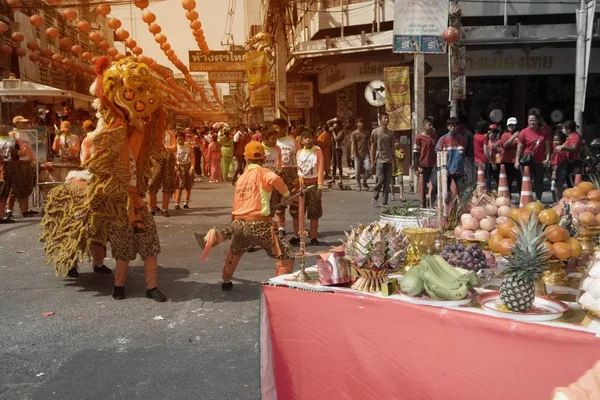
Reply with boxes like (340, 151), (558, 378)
(274, 18), (288, 121)
(574, 0), (587, 131)
(413, 53), (425, 195)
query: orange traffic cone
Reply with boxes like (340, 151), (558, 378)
(575, 173), (583, 186)
(497, 164), (510, 198)
(476, 163), (486, 193)
(519, 166), (533, 208)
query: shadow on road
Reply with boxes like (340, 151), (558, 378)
(62, 265), (261, 304)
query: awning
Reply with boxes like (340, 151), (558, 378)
(0, 79), (95, 108)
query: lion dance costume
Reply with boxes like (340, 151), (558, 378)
(41, 56), (167, 302)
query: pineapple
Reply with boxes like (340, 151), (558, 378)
(500, 214), (550, 312)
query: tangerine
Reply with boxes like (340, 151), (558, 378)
(566, 238), (583, 258)
(488, 233), (504, 252)
(541, 240), (555, 259)
(545, 225), (570, 243)
(588, 190), (600, 202)
(497, 220), (515, 238)
(507, 225), (520, 240)
(552, 242), (572, 260)
(498, 238), (515, 256)
(587, 200), (600, 215)
(578, 211), (597, 226)
(578, 181), (596, 194)
(508, 208), (522, 223)
(525, 201), (545, 215)
(595, 213), (600, 226)
(539, 209), (559, 225)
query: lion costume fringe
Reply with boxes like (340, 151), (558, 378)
(41, 56), (166, 277)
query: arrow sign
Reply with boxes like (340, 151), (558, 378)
(365, 80), (386, 107)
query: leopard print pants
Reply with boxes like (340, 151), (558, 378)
(0, 161), (35, 200)
(300, 186), (323, 220)
(108, 207), (161, 261)
(148, 153), (176, 194)
(225, 220), (294, 259)
(175, 163), (195, 190)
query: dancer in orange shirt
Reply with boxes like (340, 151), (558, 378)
(218, 141), (294, 291)
(316, 126), (332, 180)
(290, 129), (324, 246)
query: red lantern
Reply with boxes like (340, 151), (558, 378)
(125, 38), (137, 49)
(182, 0), (196, 10)
(30, 15), (44, 27)
(62, 58), (72, 66)
(132, 46), (143, 56)
(190, 21), (201, 30)
(45, 27), (60, 38)
(0, 22), (8, 33)
(142, 10), (156, 24)
(7, 0), (22, 11)
(26, 41), (39, 51)
(98, 40), (110, 50)
(442, 27), (461, 43)
(81, 51), (92, 61)
(186, 11), (199, 21)
(77, 21), (91, 32)
(107, 47), (119, 57)
(51, 54), (62, 62)
(134, 0), (149, 9)
(46, 0), (62, 5)
(89, 32), (102, 43)
(1, 45), (13, 55)
(58, 37), (72, 48)
(11, 32), (25, 43)
(165, 49), (174, 57)
(149, 23), (161, 34)
(40, 48), (52, 57)
(139, 55), (151, 64)
(40, 57), (51, 66)
(108, 18), (122, 30)
(29, 53), (40, 62)
(96, 4), (111, 17)
(62, 8), (78, 21)
(115, 29), (129, 40)
(160, 43), (171, 51)
(71, 45), (83, 55)
(154, 34), (167, 44)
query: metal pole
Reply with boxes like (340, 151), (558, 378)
(274, 18), (288, 120)
(341, 0), (345, 38)
(574, 0), (587, 131)
(504, 0), (508, 26)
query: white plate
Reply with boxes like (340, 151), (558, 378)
(477, 291), (569, 322)
(400, 291), (473, 308)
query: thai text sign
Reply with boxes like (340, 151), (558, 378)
(246, 51), (271, 107)
(208, 71), (245, 83)
(287, 82), (313, 108)
(384, 67), (412, 131)
(393, 0), (448, 54)
(189, 50), (246, 72)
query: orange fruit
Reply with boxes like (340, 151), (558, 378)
(566, 238), (582, 258)
(518, 209), (534, 223)
(578, 211), (597, 226)
(539, 209), (559, 225)
(497, 220), (515, 238)
(578, 181), (595, 194)
(488, 232), (504, 252)
(545, 225), (570, 243)
(588, 190), (600, 202)
(595, 213), (600, 226)
(507, 225), (520, 240)
(541, 240), (555, 259)
(498, 238), (515, 256)
(571, 189), (586, 200)
(525, 201), (545, 215)
(552, 242), (572, 260)
(587, 201), (600, 215)
(508, 208), (522, 223)
(563, 188), (576, 199)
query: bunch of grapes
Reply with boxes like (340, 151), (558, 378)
(439, 243), (487, 271)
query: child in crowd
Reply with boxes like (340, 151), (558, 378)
(208, 133), (222, 183)
(174, 131), (195, 209)
(551, 132), (567, 202)
(274, 118), (298, 236)
(201, 127), (211, 177)
(290, 130), (324, 246)
(435, 117), (466, 199)
(391, 142), (405, 202)
(219, 127), (234, 181)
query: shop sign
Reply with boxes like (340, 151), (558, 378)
(287, 82), (313, 108)
(384, 67), (411, 131)
(393, 0), (448, 54)
(1, 96), (27, 103)
(318, 62), (385, 94)
(263, 107), (275, 122)
(208, 71), (245, 83)
(466, 49), (553, 72)
(189, 50), (246, 72)
(223, 95), (236, 112)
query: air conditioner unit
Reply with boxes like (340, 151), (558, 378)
(1, 79), (21, 90)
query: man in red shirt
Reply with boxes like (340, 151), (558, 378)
(413, 117), (438, 208)
(498, 117), (522, 195)
(515, 111), (551, 202)
(554, 120), (582, 193)
(473, 121), (493, 190)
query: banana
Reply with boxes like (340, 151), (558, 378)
(420, 264), (463, 291)
(427, 282), (470, 300)
(424, 282), (445, 300)
(432, 255), (462, 279)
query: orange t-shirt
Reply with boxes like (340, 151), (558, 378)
(232, 164), (289, 218)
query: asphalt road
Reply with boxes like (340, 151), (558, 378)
(0, 179), (394, 400)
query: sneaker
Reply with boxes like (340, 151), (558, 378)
(183, 204), (189, 209)
(93, 264), (112, 274)
(278, 228), (285, 236)
(289, 236), (301, 245)
(67, 267), (79, 278)
(145, 287), (167, 302)
(162, 210), (170, 217)
(150, 210), (155, 216)
(363, 183), (369, 190)
(22, 210), (37, 217)
(174, 204), (181, 210)
(221, 281), (233, 291)
(371, 198), (378, 205)
(0, 217), (15, 224)
(112, 286), (125, 300)
(357, 186), (362, 192)
(391, 196), (396, 201)
(310, 238), (320, 246)
(6, 210), (12, 218)
(154, 207), (161, 213)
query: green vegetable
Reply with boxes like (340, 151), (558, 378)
(400, 265), (425, 296)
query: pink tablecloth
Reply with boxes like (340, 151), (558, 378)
(261, 284), (600, 400)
